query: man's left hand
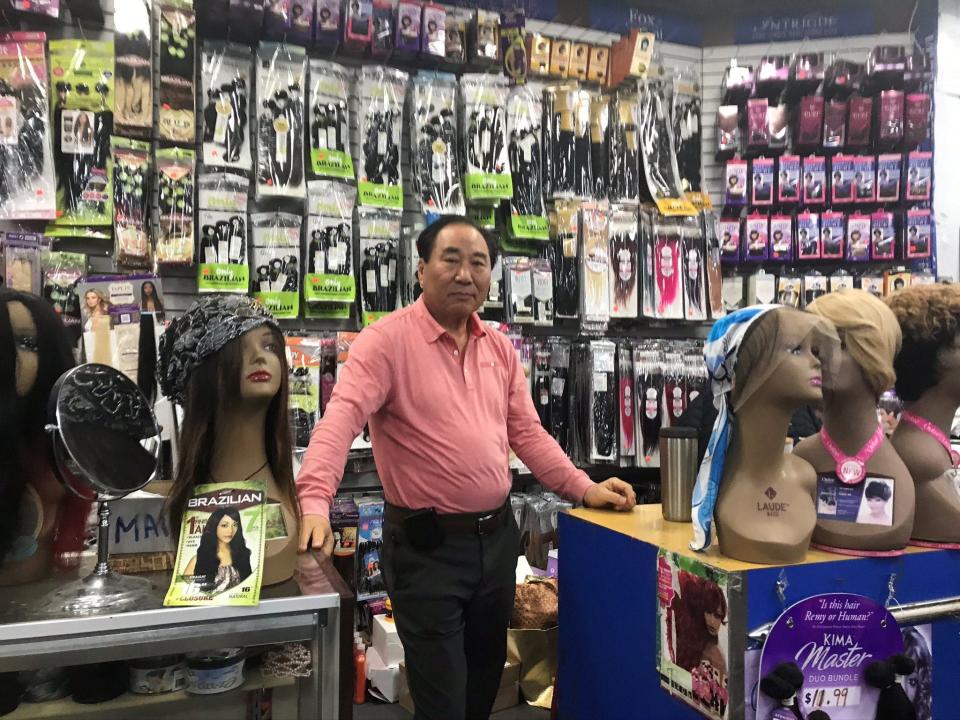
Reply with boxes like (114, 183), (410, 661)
(583, 479), (637, 511)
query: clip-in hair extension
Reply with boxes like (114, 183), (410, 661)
(412, 72), (464, 218)
(506, 85), (546, 239)
(608, 206), (639, 319)
(461, 72), (511, 203)
(358, 207), (402, 325)
(197, 170), (250, 293)
(250, 211), (302, 318)
(358, 65), (408, 209)
(201, 41), (252, 172)
(256, 42), (306, 200)
(112, 137), (152, 269)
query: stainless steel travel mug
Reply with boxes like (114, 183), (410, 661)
(659, 426), (699, 522)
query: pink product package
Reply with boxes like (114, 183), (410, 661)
(796, 96), (824, 148)
(797, 213), (821, 259)
(906, 151), (933, 201)
(767, 104), (789, 150)
(803, 156), (827, 205)
(876, 154), (902, 203)
(847, 96), (873, 148)
(718, 218), (741, 263)
(344, 0), (373, 48)
(747, 98), (769, 149)
(778, 155), (801, 203)
(877, 90), (904, 146)
(821, 211), (845, 259)
(823, 100), (847, 149)
(830, 155), (856, 205)
(769, 215), (793, 261)
(751, 158), (775, 206)
(906, 209), (933, 259)
(904, 93), (931, 149)
(846, 214), (871, 262)
(654, 231), (683, 319)
(853, 156), (876, 203)
(744, 214), (769, 262)
(871, 212), (896, 260)
(725, 160), (748, 206)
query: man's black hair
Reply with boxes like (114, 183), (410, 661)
(416, 215), (499, 267)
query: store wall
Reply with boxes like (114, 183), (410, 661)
(935, 0), (960, 280)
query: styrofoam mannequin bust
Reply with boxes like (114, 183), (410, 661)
(794, 289), (915, 554)
(888, 285), (960, 545)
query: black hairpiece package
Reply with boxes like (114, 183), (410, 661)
(358, 207), (401, 326)
(411, 71), (464, 218)
(250, 211), (301, 319)
(618, 342), (636, 461)
(156, 146), (195, 265)
(635, 344), (664, 467)
(547, 338), (570, 451)
(114, 0), (153, 139)
(590, 92), (609, 200)
(357, 65), (408, 210)
(672, 72), (702, 193)
(533, 341), (552, 430)
(256, 42), (306, 200)
(308, 60), (354, 181)
(461, 72), (511, 204)
(663, 349), (687, 426)
(589, 340), (617, 463)
(305, 180), (357, 320)
(402, 220), (424, 307)
(229, 0), (266, 46)
(639, 207), (657, 318)
(40, 249), (85, 343)
(201, 41), (253, 173)
(0, 33), (56, 221)
(639, 82), (694, 214)
(608, 89), (640, 204)
(702, 210), (725, 318)
(547, 200), (579, 319)
(503, 255), (534, 325)
(608, 206), (639, 319)
(546, 84), (592, 200)
(506, 85), (546, 239)
(197, 171), (249, 294)
(157, 0), (196, 144)
(681, 215), (706, 321)
(112, 136), (152, 269)
(567, 341), (590, 465)
(287, 335), (322, 450)
(532, 258), (554, 326)
(444, 7), (470, 65)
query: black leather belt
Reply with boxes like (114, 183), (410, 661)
(384, 502), (510, 536)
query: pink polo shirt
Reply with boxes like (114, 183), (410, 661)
(297, 297), (594, 517)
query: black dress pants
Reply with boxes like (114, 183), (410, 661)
(381, 514), (519, 720)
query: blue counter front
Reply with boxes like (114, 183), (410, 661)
(558, 505), (960, 720)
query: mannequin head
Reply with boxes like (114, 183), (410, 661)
(887, 285), (960, 402)
(806, 289), (901, 402)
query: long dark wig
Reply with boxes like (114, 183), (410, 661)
(167, 325), (299, 536)
(0, 289), (88, 566)
(194, 507), (252, 587)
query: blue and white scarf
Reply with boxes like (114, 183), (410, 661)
(691, 304), (780, 552)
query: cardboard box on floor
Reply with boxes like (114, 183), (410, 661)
(397, 661), (520, 715)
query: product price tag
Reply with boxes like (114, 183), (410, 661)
(655, 196), (698, 217)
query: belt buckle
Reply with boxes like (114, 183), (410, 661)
(476, 511), (498, 536)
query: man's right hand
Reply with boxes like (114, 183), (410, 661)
(299, 514), (335, 556)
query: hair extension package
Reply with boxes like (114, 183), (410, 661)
(608, 206), (639, 319)
(3, 231), (42, 293)
(256, 42), (306, 200)
(580, 202), (611, 332)
(547, 200), (580, 320)
(48, 39), (115, 226)
(197, 171), (249, 293)
(357, 65), (408, 209)
(652, 212), (684, 320)
(308, 60), (354, 181)
(411, 72), (464, 219)
(545, 83), (592, 200)
(635, 344), (663, 467)
(506, 85), (546, 239)
(287, 335), (322, 449)
(156, 147), (195, 264)
(156, 0), (196, 143)
(589, 340), (617, 463)
(114, 0), (153, 138)
(40, 249), (85, 343)
(672, 71), (702, 194)
(702, 211), (725, 318)
(504, 256), (534, 324)
(358, 207), (401, 326)
(461, 73), (512, 204)
(608, 89), (640, 203)
(201, 42), (253, 173)
(305, 180), (357, 320)
(639, 82), (695, 216)
(618, 343), (636, 463)
(112, 137), (152, 269)
(250, 211), (301, 319)
(548, 338), (571, 450)
(681, 216), (706, 321)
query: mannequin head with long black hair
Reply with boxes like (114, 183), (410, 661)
(194, 507), (252, 587)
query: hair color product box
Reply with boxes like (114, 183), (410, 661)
(905, 151), (932, 201)
(830, 155), (856, 204)
(769, 214), (793, 262)
(846, 213), (871, 262)
(821, 211), (845, 259)
(871, 212), (896, 260)
(751, 157), (775, 206)
(876, 154), (902, 202)
(797, 212), (820, 259)
(744, 214), (769, 262)
(718, 217), (741, 263)
(725, 160), (748, 206)
(906, 208), (933, 259)
(853, 156), (876, 203)
(778, 155), (800, 204)
(802, 156), (826, 205)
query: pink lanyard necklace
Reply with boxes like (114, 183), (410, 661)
(820, 424), (885, 485)
(901, 411), (960, 467)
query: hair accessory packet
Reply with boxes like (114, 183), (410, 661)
(111, 136), (152, 269)
(156, 146), (195, 265)
(157, 0), (196, 143)
(197, 171), (249, 294)
(256, 42), (306, 200)
(40, 248), (86, 343)
(769, 214), (793, 262)
(114, 1), (154, 138)
(343, 0), (373, 54)
(0, 33), (55, 221)
(395, 0), (423, 57)
(461, 72), (511, 204)
(797, 212), (821, 260)
(847, 213), (871, 262)
(305, 180), (357, 320)
(609, 206), (640, 319)
(639, 82), (695, 216)
(718, 217), (740, 264)
(308, 59), (354, 181)
(412, 72), (465, 220)
(500, 10), (527, 84)
(201, 41), (253, 173)
(49, 39), (114, 227)
(906, 151), (932, 202)
(250, 211), (301, 320)
(871, 211), (896, 261)
(358, 207), (401, 327)
(444, 7), (470, 65)
(804, 272), (828, 306)
(821, 210), (845, 260)
(720, 60), (753, 105)
(724, 159), (747, 207)
(744, 213), (769, 263)
(906, 208), (933, 260)
(505, 84), (545, 239)
(357, 65), (408, 210)
(471, 10), (501, 66)
(422, 4), (447, 60)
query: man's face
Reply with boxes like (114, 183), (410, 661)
(418, 223), (492, 319)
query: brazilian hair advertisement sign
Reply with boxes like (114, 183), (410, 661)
(164, 481), (266, 607)
(657, 549), (731, 719)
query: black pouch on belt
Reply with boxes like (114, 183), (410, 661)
(403, 508), (447, 552)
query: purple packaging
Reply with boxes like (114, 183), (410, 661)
(802, 156), (826, 205)
(847, 214), (871, 262)
(823, 100), (847, 149)
(847, 96), (873, 148)
(396, 0), (422, 54)
(906, 151), (933, 201)
(821, 211), (845, 259)
(906, 209), (933, 259)
(876, 154), (902, 202)
(796, 96), (824, 149)
(725, 160), (748, 206)
(797, 213), (821, 259)
(288, 1), (315, 44)
(343, 0), (373, 52)
(315, 0), (342, 49)
(769, 215), (793, 261)
(751, 158), (774, 206)
(747, 98), (769, 149)
(767, 104), (789, 150)
(778, 155), (801, 204)
(904, 93), (931, 149)
(853, 156), (876, 203)
(717, 106), (740, 156)
(877, 90), (904, 147)
(719, 218), (741, 263)
(871, 211), (896, 260)
(422, 4), (446, 58)
(744, 214), (769, 262)
(830, 155), (855, 204)
(264, 0), (292, 39)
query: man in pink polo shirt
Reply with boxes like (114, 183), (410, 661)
(297, 215), (635, 720)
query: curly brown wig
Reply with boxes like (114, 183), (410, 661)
(887, 284), (960, 401)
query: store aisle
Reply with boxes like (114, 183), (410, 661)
(354, 702), (549, 720)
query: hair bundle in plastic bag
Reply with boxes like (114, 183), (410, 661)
(589, 340), (617, 463)
(589, 92), (609, 199)
(506, 85), (546, 239)
(638, 82), (688, 207)
(250, 211), (302, 319)
(546, 84), (592, 200)
(40, 249), (85, 343)
(308, 59), (353, 180)
(546, 200), (579, 320)
(608, 206), (639, 319)
(305, 180), (357, 320)
(618, 342), (636, 462)
(111, 137), (151, 269)
(287, 335), (322, 450)
(156, 146), (195, 264)
(608, 90), (640, 203)
(580, 202), (610, 331)
(357, 65), (408, 209)
(201, 41), (252, 172)
(663, 349), (687, 426)
(358, 207), (401, 325)
(702, 210), (725, 318)
(652, 212), (684, 320)
(197, 170), (249, 293)
(411, 72), (464, 218)
(157, 0), (196, 143)
(681, 215), (707, 321)
(671, 70), (702, 193)
(635, 344), (664, 467)
(503, 256), (534, 325)
(114, 0), (153, 138)
(548, 338), (571, 451)
(461, 72), (511, 204)
(533, 341), (552, 430)
(566, 341), (591, 465)
(256, 42), (306, 200)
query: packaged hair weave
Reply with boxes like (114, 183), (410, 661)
(639, 208), (656, 317)
(672, 71), (702, 193)
(618, 343), (636, 461)
(305, 180), (357, 320)
(111, 136), (152, 269)
(157, 0), (196, 143)
(371, 1), (395, 63)
(287, 335), (322, 450)
(589, 92), (609, 200)
(580, 202), (610, 331)
(114, 1), (153, 138)
(201, 41), (253, 172)
(662, 350), (686, 426)
(49, 39), (114, 226)
(532, 341), (552, 430)
(548, 339), (571, 451)
(0, 32), (56, 220)
(506, 85), (546, 239)
(156, 146), (195, 265)
(250, 211), (301, 319)
(40, 249), (85, 343)
(461, 73), (511, 203)
(357, 65), (408, 210)
(412, 72), (464, 218)
(546, 84), (592, 199)
(308, 60), (354, 181)
(639, 82), (693, 215)
(444, 7), (470, 65)
(702, 211), (724, 318)
(652, 213), (683, 319)
(358, 207), (401, 326)
(589, 340), (617, 463)
(256, 42), (306, 200)
(532, 259), (553, 326)
(608, 206), (639, 319)
(3, 232), (41, 293)
(547, 200), (579, 319)
(503, 256), (534, 325)
(608, 90), (640, 204)
(680, 216), (706, 321)
(197, 171), (249, 293)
